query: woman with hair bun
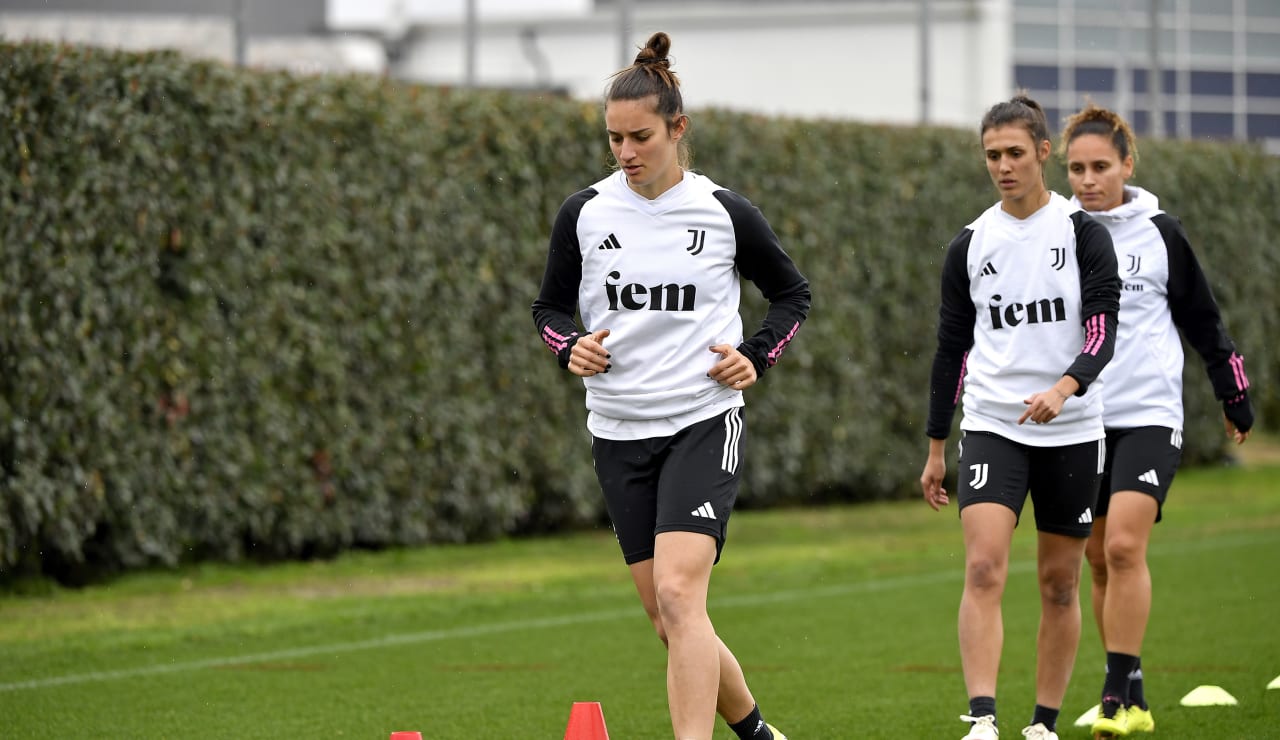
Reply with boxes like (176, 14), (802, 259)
(1061, 102), (1253, 739)
(532, 31), (807, 740)
(920, 94), (1121, 740)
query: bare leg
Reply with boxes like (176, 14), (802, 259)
(629, 558), (759, 727)
(1034, 530), (1089, 708)
(1084, 516), (1110, 647)
(1099, 492), (1157, 655)
(958, 503), (1017, 700)
(714, 639), (759, 726)
(629, 532), (741, 740)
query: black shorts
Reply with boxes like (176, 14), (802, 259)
(590, 408), (745, 565)
(956, 431), (1106, 538)
(1098, 426), (1182, 522)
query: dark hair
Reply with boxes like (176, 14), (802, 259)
(1059, 102), (1138, 165)
(606, 32), (690, 167)
(608, 32), (683, 118)
(980, 93), (1051, 150)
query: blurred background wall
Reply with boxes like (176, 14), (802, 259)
(3, 0), (1279, 148)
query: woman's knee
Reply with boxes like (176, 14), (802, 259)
(1104, 532), (1146, 572)
(1039, 566), (1081, 607)
(965, 555), (1008, 592)
(653, 575), (707, 628)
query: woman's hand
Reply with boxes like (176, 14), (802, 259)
(921, 438), (949, 511)
(568, 330), (611, 377)
(1018, 377), (1078, 425)
(708, 344), (757, 390)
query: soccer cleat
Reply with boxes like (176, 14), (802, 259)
(1091, 703), (1129, 739)
(1020, 723), (1058, 740)
(960, 714), (999, 740)
(765, 723), (787, 740)
(1125, 705), (1155, 733)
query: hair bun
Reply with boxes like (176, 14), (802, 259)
(634, 31), (672, 67)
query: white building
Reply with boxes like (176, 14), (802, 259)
(1011, 0), (1280, 143)
(361, 0), (1012, 131)
(342, 0), (1280, 145)
(3, 0), (1279, 146)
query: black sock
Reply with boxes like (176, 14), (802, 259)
(728, 704), (772, 740)
(969, 695), (996, 724)
(1102, 651), (1139, 718)
(1128, 659), (1147, 709)
(1031, 704), (1059, 732)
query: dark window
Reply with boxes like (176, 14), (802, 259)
(1016, 64), (1060, 91)
(1191, 70), (1234, 96)
(1247, 114), (1280, 138)
(1075, 66), (1115, 92)
(1131, 109), (1150, 135)
(1246, 72), (1280, 98)
(1191, 112), (1235, 138)
(1129, 110), (1180, 137)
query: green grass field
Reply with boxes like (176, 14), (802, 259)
(2, 458), (1278, 739)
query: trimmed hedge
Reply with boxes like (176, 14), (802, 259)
(1, 41), (1275, 583)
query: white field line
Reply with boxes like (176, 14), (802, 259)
(0, 530), (1273, 693)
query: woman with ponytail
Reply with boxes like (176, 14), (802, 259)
(1061, 102), (1253, 739)
(920, 94), (1121, 740)
(532, 32), (808, 740)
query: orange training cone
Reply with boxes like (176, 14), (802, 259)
(390, 733), (423, 740)
(563, 701), (610, 740)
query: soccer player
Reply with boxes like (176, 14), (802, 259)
(919, 94), (1121, 740)
(1060, 102), (1253, 739)
(531, 32), (808, 740)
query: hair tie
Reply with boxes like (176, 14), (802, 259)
(637, 56), (668, 65)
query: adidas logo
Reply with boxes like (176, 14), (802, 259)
(1139, 469), (1160, 486)
(597, 233), (622, 250)
(980, 261), (998, 276)
(691, 501), (716, 520)
(1078, 507), (1093, 524)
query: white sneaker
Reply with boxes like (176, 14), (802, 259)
(1020, 723), (1058, 740)
(960, 714), (999, 740)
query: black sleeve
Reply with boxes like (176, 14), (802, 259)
(1154, 214), (1253, 430)
(1155, 214), (1250, 399)
(1064, 212), (1121, 395)
(531, 188), (595, 368)
(714, 190), (811, 378)
(926, 229), (976, 440)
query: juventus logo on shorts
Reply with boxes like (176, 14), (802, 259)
(968, 463), (989, 490)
